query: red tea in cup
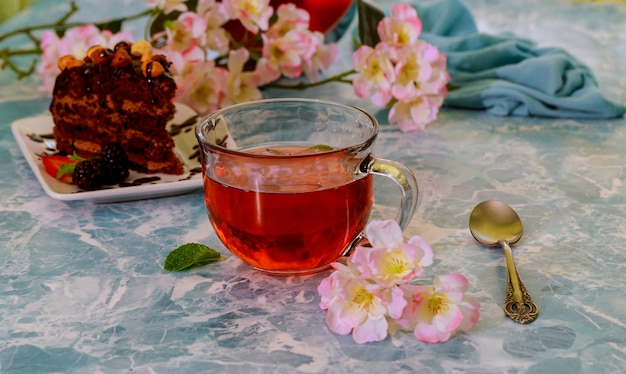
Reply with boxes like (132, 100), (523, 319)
(204, 144), (373, 272)
(196, 99), (418, 275)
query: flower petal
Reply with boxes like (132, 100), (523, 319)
(386, 285), (408, 319)
(458, 295), (481, 331)
(352, 317), (388, 344)
(407, 235), (434, 268)
(326, 304), (353, 336)
(413, 322), (452, 343)
(435, 273), (470, 293)
(365, 219), (404, 249)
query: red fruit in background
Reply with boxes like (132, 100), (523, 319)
(271, 0), (353, 34)
(41, 155), (78, 184)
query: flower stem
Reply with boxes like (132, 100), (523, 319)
(266, 69), (356, 90)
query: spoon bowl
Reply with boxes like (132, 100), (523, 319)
(469, 200), (523, 246)
(469, 200), (538, 324)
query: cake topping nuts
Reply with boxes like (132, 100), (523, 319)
(140, 53), (154, 64)
(131, 40), (153, 57)
(111, 48), (132, 67)
(58, 54), (85, 70)
(141, 60), (165, 79)
(114, 41), (131, 53)
(89, 47), (115, 65)
(56, 40), (167, 76)
(151, 54), (171, 72)
(86, 45), (103, 59)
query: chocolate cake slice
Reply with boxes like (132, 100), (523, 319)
(49, 40), (184, 175)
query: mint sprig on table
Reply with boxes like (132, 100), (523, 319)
(164, 243), (222, 272)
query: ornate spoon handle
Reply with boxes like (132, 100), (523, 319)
(499, 240), (539, 324)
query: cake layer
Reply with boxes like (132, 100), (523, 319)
(53, 125), (183, 174)
(50, 45), (183, 175)
(51, 61), (176, 125)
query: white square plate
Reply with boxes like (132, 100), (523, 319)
(11, 103), (204, 203)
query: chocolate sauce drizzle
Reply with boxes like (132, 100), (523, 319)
(28, 110), (203, 193)
(119, 176), (161, 187)
(188, 145), (200, 162)
(27, 133), (54, 142)
(168, 115), (198, 136)
(27, 132), (57, 154)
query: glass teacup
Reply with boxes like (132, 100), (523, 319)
(195, 98), (418, 275)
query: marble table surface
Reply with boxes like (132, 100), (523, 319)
(1, 0), (625, 373)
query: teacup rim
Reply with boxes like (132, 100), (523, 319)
(195, 98), (379, 157)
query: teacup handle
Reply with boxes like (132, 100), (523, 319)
(361, 155), (419, 230)
(340, 155), (419, 257)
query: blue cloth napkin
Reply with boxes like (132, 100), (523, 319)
(412, 0), (626, 119)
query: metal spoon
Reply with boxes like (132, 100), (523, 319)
(469, 200), (538, 324)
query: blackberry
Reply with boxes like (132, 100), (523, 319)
(73, 159), (107, 191)
(100, 143), (130, 184)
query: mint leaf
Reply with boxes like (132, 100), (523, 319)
(69, 152), (86, 162)
(295, 144), (334, 154)
(164, 243), (222, 272)
(266, 144), (334, 156)
(57, 163), (77, 179)
(357, 0), (384, 47)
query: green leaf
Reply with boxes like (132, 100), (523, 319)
(164, 243), (222, 272)
(265, 147), (288, 155)
(266, 144), (334, 156)
(295, 144), (334, 154)
(69, 152), (85, 162)
(56, 162), (76, 179)
(357, 0), (385, 47)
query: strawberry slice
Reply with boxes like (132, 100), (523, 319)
(41, 155), (79, 184)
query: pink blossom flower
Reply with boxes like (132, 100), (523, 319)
(392, 42), (449, 101)
(318, 219), (480, 344)
(266, 3), (310, 39)
(195, 0), (219, 15)
(222, 48), (264, 107)
(396, 274), (481, 343)
(173, 60), (227, 115)
(146, 0), (188, 14)
(318, 262), (406, 344)
(389, 95), (445, 132)
(349, 3), (449, 131)
(165, 11), (207, 52)
(352, 43), (396, 106)
(302, 31), (338, 82)
(253, 57), (281, 85)
(377, 4), (422, 48)
(197, 1), (230, 55)
(260, 3), (338, 82)
(157, 45), (205, 77)
(37, 25), (132, 93)
(222, 0), (274, 34)
(261, 29), (315, 79)
(153, 11), (208, 75)
(349, 220), (434, 287)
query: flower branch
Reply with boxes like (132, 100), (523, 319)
(266, 69), (356, 90)
(4, 0), (451, 132)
